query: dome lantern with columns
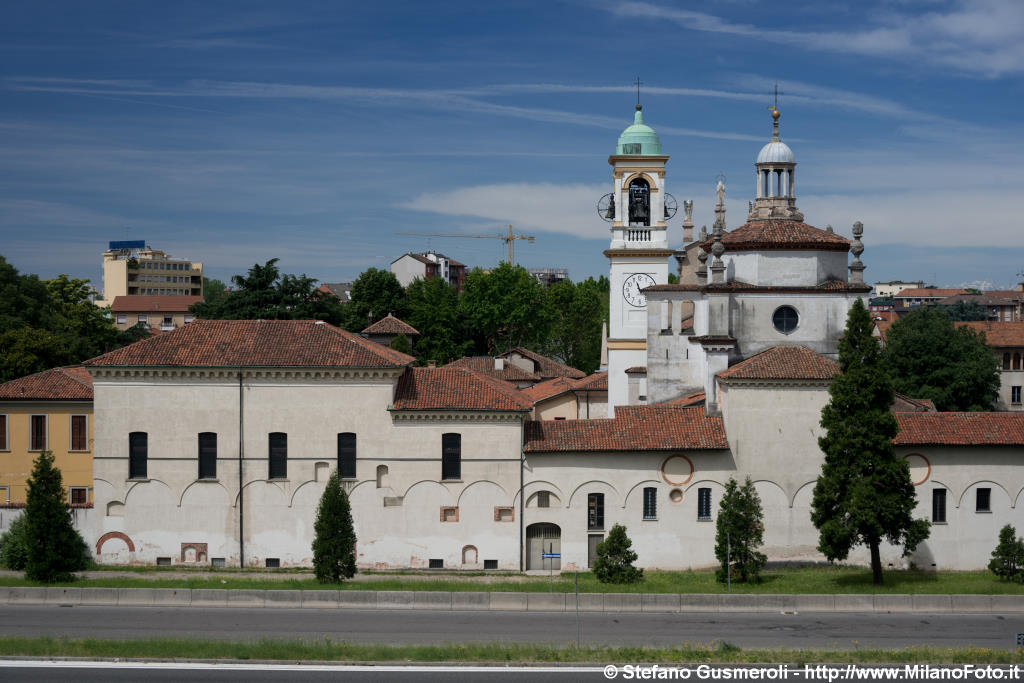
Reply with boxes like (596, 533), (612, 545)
(748, 107), (803, 222)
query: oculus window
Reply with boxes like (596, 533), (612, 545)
(772, 306), (799, 334)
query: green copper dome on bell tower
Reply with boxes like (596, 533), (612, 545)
(615, 104), (663, 156)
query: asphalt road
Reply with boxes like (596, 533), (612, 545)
(2, 604), (1023, 650)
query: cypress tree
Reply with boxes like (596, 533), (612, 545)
(312, 470), (357, 583)
(714, 477), (767, 583)
(811, 298), (930, 585)
(24, 450), (89, 582)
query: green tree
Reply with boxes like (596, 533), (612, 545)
(882, 306), (999, 411)
(0, 514), (29, 570)
(202, 277), (228, 306)
(389, 332), (413, 356)
(190, 259), (345, 325)
(312, 470), (357, 583)
(341, 268), (407, 332)
(404, 276), (468, 365)
(812, 298), (930, 585)
(24, 450), (90, 582)
(714, 477), (767, 583)
(989, 524), (1024, 582)
(593, 523), (643, 584)
(459, 263), (552, 355)
(943, 300), (989, 321)
(544, 277), (606, 374)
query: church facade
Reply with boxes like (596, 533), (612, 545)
(82, 105), (1024, 572)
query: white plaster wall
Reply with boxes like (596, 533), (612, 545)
(390, 256), (426, 289)
(996, 369), (1023, 411)
(726, 251), (848, 287)
(726, 293), (860, 357)
(607, 348), (645, 416)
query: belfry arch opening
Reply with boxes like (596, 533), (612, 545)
(628, 178), (650, 226)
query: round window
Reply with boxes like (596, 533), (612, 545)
(772, 306), (799, 334)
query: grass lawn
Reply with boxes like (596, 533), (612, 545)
(1, 566), (1023, 593)
(0, 636), (1019, 664)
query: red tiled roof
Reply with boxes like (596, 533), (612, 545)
(703, 221), (851, 252)
(392, 367), (532, 412)
(362, 314), (419, 336)
(985, 290), (1024, 300)
(445, 357), (540, 382)
(717, 346), (839, 381)
(524, 405), (728, 452)
(664, 391), (706, 406)
(703, 280), (871, 294)
(111, 295), (203, 312)
(0, 366), (93, 400)
(894, 288), (966, 298)
(644, 284), (702, 292)
(84, 320), (414, 368)
(958, 322), (1024, 347)
(891, 394), (936, 413)
(519, 376), (578, 403)
(625, 366), (647, 374)
(894, 412), (1024, 446)
(500, 347), (586, 380)
(574, 372), (608, 391)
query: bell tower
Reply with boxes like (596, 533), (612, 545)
(603, 103), (673, 415)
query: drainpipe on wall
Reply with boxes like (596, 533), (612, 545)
(238, 367), (245, 568)
(519, 416), (525, 572)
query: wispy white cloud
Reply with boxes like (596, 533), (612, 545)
(608, 0), (1024, 78)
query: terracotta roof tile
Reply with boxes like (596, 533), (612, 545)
(664, 391), (706, 406)
(891, 394), (936, 413)
(958, 322), (1024, 347)
(111, 295), (203, 312)
(702, 221), (851, 252)
(703, 280), (872, 294)
(894, 412), (1024, 446)
(500, 347), (586, 380)
(0, 366), (93, 400)
(524, 405), (728, 452)
(574, 372), (608, 391)
(625, 366), (647, 374)
(718, 345), (839, 381)
(445, 357), (540, 382)
(362, 314), (419, 336)
(392, 367), (531, 412)
(894, 288), (966, 298)
(84, 320), (414, 368)
(940, 293), (1017, 307)
(519, 376), (578, 403)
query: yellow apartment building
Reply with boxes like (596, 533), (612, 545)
(0, 366), (94, 505)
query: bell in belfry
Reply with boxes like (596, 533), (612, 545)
(605, 194), (615, 220)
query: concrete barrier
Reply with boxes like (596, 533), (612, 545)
(2, 586), (1021, 614)
(526, 593), (566, 611)
(642, 593), (680, 613)
(451, 592), (489, 611)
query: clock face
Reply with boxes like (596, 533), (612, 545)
(622, 273), (657, 308)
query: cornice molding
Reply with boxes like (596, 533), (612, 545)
(89, 367), (404, 382)
(390, 410), (526, 424)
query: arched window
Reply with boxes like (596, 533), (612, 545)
(198, 432), (217, 479)
(337, 432), (356, 479)
(268, 432), (287, 480)
(441, 433), (461, 481)
(627, 178), (650, 226)
(129, 432), (147, 479)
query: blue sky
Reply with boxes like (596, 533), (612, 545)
(3, 0), (1023, 291)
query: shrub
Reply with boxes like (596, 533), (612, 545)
(24, 450), (90, 582)
(0, 514), (29, 570)
(312, 470), (357, 583)
(715, 477), (767, 583)
(593, 523), (643, 584)
(989, 524), (1024, 582)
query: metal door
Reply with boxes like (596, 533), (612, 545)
(526, 523), (561, 570)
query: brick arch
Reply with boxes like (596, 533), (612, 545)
(96, 531), (135, 554)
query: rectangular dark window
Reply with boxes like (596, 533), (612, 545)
(69, 487), (87, 505)
(698, 488), (712, 521)
(265, 558), (280, 568)
(0, 414), (7, 450)
(483, 559), (498, 570)
(588, 493), (604, 530)
(338, 432), (357, 479)
(976, 487), (991, 513)
(1013, 386), (1022, 405)
(536, 491), (550, 508)
(643, 487), (657, 520)
(268, 432), (287, 479)
(198, 432), (217, 479)
(30, 415), (47, 451)
(129, 432), (147, 479)
(70, 415), (87, 451)
(441, 433), (461, 481)
(428, 558), (444, 569)
(932, 489), (947, 523)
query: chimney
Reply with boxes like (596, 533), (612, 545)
(427, 360), (437, 368)
(494, 358), (505, 371)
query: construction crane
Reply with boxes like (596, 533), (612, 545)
(396, 225), (535, 265)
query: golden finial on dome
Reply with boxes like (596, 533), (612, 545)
(771, 107), (781, 120)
